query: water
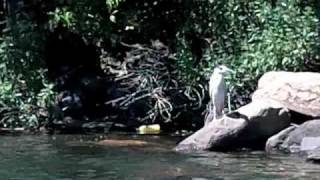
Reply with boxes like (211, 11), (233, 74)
(1, 134), (320, 180)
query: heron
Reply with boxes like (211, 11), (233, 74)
(205, 65), (234, 126)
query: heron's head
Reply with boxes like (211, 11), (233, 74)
(214, 65), (235, 75)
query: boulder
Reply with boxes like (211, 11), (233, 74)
(175, 100), (290, 152)
(266, 120), (320, 153)
(252, 71), (320, 118)
(265, 125), (297, 153)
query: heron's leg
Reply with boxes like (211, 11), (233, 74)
(213, 104), (217, 120)
(204, 101), (214, 126)
(227, 92), (231, 113)
(204, 103), (210, 125)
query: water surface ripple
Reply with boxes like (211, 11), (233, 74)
(1, 135), (320, 180)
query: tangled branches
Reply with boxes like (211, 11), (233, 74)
(103, 40), (206, 124)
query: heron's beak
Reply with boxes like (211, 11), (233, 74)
(225, 67), (235, 74)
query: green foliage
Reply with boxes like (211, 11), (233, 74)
(176, 0), (320, 107)
(0, 0), (131, 129)
(106, 0), (126, 11)
(1, 0), (320, 129)
(0, 11), (56, 129)
(48, 7), (76, 29)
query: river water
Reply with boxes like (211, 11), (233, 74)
(1, 134), (320, 180)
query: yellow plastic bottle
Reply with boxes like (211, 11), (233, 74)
(138, 124), (161, 134)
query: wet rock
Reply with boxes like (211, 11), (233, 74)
(307, 148), (320, 163)
(0, 128), (25, 135)
(81, 121), (113, 133)
(268, 120), (320, 153)
(252, 71), (320, 119)
(281, 120), (320, 153)
(97, 139), (149, 147)
(175, 100), (290, 152)
(265, 125), (297, 153)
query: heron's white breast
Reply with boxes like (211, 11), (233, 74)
(209, 73), (226, 99)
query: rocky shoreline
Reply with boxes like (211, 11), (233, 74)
(175, 71), (320, 163)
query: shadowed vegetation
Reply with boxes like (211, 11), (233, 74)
(0, 0), (319, 132)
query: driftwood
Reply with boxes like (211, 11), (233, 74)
(102, 40), (206, 124)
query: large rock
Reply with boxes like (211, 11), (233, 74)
(175, 100), (290, 152)
(252, 71), (320, 118)
(266, 120), (320, 153)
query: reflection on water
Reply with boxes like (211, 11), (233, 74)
(0, 134), (320, 180)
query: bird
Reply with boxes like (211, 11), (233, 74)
(205, 65), (234, 126)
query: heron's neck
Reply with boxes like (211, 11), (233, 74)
(212, 72), (225, 81)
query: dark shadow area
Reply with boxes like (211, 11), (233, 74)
(290, 110), (316, 124)
(44, 25), (121, 133)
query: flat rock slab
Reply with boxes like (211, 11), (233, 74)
(301, 137), (320, 151)
(252, 71), (320, 117)
(175, 100), (290, 152)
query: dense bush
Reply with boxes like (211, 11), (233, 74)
(0, 0), (125, 129)
(0, 0), (319, 130)
(176, 0), (320, 107)
(0, 10), (55, 129)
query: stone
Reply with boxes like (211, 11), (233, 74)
(301, 137), (320, 151)
(265, 125), (297, 153)
(175, 100), (291, 152)
(274, 120), (320, 153)
(252, 71), (320, 118)
(307, 148), (320, 163)
(175, 115), (247, 152)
